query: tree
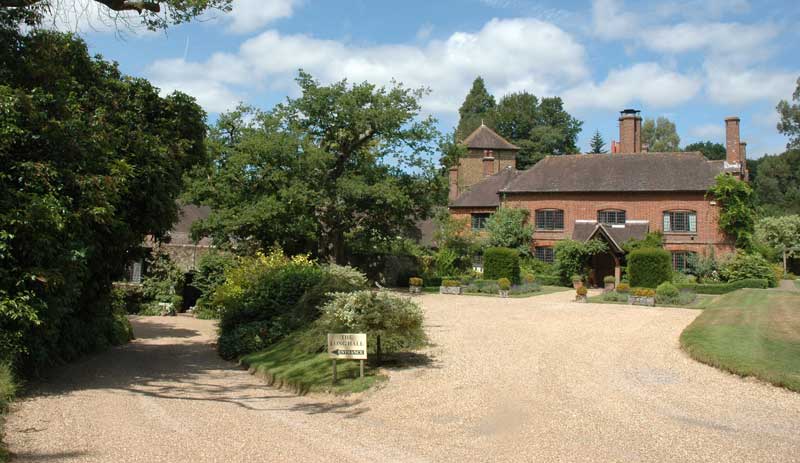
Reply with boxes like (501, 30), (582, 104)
(707, 174), (756, 249)
(484, 207), (533, 255)
(685, 141), (726, 160)
(755, 215), (800, 272)
(777, 76), (800, 150)
(642, 117), (680, 152)
(456, 76), (495, 141)
(0, 0), (232, 30)
(753, 150), (800, 216)
(0, 22), (206, 373)
(185, 72), (442, 265)
(589, 130), (606, 154)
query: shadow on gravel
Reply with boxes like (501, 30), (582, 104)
(10, 450), (89, 461)
(377, 352), (438, 371)
(285, 400), (370, 418)
(126, 318), (201, 339)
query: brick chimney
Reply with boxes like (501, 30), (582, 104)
(618, 109), (642, 153)
(725, 116), (741, 167)
(482, 150), (496, 177)
(448, 167), (459, 202)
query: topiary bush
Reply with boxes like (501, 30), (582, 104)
(497, 278), (511, 291)
(628, 248), (672, 288)
(483, 247), (520, 284)
(616, 282), (630, 293)
(655, 282), (680, 305)
(409, 277), (423, 287)
(603, 275), (615, 284)
(576, 286), (588, 296)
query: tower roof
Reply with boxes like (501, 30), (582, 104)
(461, 123), (519, 151)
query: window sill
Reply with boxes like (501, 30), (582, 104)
(664, 232), (697, 236)
(535, 229), (565, 233)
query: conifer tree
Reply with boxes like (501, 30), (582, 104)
(589, 130), (606, 153)
(456, 76), (496, 140)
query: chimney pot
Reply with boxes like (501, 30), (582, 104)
(482, 150), (496, 177)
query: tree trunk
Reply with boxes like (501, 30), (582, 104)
(375, 334), (382, 366)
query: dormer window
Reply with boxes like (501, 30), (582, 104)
(663, 210), (697, 233)
(598, 209), (626, 225)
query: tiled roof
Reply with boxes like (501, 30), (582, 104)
(461, 124), (520, 151)
(450, 167), (519, 208)
(502, 152), (724, 193)
(572, 221), (650, 252)
(167, 204), (212, 246)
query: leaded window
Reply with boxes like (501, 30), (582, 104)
(672, 251), (694, 272)
(471, 213), (491, 231)
(535, 247), (555, 263)
(598, 209), (626, 225)
(535, 209), (564, 231)
(663, 211), (697, 233)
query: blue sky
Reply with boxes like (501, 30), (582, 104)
(52, 0), (800, 159)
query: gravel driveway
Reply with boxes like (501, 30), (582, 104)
(6, 291), (800, 462)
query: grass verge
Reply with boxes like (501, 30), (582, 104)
(680, 289), (800, 392)
(587, 293), (717, 309)
(240, 329), (385, 395)
(0, 363), (16, 463)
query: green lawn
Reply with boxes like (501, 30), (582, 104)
(680, 289), (800, 392)
(240, 329), (385, 395)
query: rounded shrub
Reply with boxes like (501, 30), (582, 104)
(576, 286), (588, 296)
(409, 277), (423, 287)
(616, 282), (630, 293)
(603, 275), (616, 284)
(655, 282), (680, 304)
(522, 272), (536, 284)
(720, 252), (778, 287)
(497, 278), (511, 291)
(442, 279), (461, 287)
(628, 248), (672, 288)
(483, 247), (520, 284)
(571, 274), (583, 282)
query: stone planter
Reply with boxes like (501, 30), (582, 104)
(628, 295), (655, 306)
(572, 280), (583, 290)
(499, 290), (509, 298)
(439, 286), (462, 295)
(409, 286), (421, 294)
(575, 295), (587, 303)
(604, 282), (615, 293)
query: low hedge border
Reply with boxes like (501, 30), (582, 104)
(676, 278), (768, 295)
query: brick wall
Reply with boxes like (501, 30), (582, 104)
(457, 148), (516, 192)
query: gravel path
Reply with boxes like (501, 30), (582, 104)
(6, 291), (800, 462)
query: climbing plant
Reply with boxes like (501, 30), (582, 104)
(707, 174), (756, 250)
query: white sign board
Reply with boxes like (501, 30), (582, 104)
(327, 333), (367, 360)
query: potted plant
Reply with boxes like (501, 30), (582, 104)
(575, 286), (588, 302)
(409, 277), (423, 294)
(603, 275), (616, 292)
(571, 274), (584, 289)
(497, 278), (511, 298)
(439, 279), (462, 295)
(628, 288), (656, 306)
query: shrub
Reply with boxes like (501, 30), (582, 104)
(603, 275), (616, 284)
(602, 291), (627, 302)
(317, 291), (426, 363)
(571, 274), (583, 283)
(192, 251), (237, 297)
(508, 281), (541, 295)
(442, 279), (461, 287)
(720, 253), (777, 287)
(772, 264), (785, 285)
(218, 321), (272, 360)
(671, 272), (697, 285)
(111, 284), (145, 314)
(484, 207), (533, 255)
(576, 286), (588, 296)
(655, 282), (680, 304)
(464, 279), (498, 294)
(628, 248), (672, 288)
(616, 283), (630, 293)
(409, 277), (423, 287)
(497, 278), (511, 291)
(483, 247), (520, 283)
(142, 251), (185, 306)
(522, 273), (536, 284)
(676, 278), (768, 294)
(0, 362), (16, 414)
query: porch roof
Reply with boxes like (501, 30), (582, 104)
(572, 221), (650, 253)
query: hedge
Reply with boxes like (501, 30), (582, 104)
(483, 247), (520, 284)
(628, 248), (671, 288)
(676, 278), (769, 294)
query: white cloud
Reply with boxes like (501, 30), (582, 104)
(689, 123), (724, 139)
(644, 22), (777, 61)
(147, 18), (588, 114)
(563, 63), (702, 110)
(704, 62), (797, 104)
(226, 0), (300, 34)
(591, 0), (639, 39)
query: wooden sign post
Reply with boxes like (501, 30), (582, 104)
(327, 333), (367, 384)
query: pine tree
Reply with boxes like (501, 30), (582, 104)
(456, 76), (496, 141)
(589, 130), (606, 154)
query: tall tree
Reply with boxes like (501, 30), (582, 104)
(777, 76), (800, 150)
(456, 76), (495, 141)
(684, 141), (726, 160)
(642, 117), (680, 152)
(753, 150), (800, 216)
(491, 93), (582, 169)
(589, 130), (606, 154)
(755, 215), (800, 272)
(0, 12), (206, 373)
(186, 72), (442, 264)
(0, 0), (231, 30)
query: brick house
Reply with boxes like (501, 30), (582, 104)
(448, 109), (748, 286)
